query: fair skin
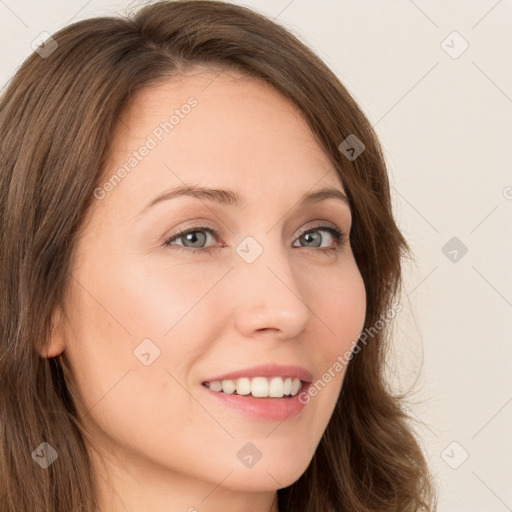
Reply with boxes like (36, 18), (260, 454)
(46, 67), (366, 512)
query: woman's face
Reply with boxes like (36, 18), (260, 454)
(50, 68), (366, 505)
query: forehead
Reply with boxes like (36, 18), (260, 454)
(111, 67), (332, 164)
(96, 68), (346, 218)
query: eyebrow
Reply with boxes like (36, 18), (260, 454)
(138, 184), (351, 216)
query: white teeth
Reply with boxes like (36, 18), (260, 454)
(221, 379), (236, 394)
(283, 377), (292, 395)
(204, 376), (303, 398)
(269, 376), (284, 397)
(236, 378), (251, 395)
(290, 378), (301, 396)
(209, 380), (223, 392)
(251, 377), (269, 397)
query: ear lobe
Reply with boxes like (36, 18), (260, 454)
(40, 306), (67, 359)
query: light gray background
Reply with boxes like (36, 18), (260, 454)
(1, 1), (511, 510)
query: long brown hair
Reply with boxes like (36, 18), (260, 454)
(0, 1), (437, 510)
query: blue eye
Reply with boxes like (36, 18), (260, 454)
(164, 224), (346, 255)
(292, 226), (345, 254)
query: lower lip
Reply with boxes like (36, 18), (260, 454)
(201, 383), (311, 421)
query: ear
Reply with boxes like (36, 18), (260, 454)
(40, 305), (67, 358)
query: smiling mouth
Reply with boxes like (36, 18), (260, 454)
(201, 376), (305, 398)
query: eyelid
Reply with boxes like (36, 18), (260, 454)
(165, 221), (345, 242)
(163, 220), (347, 253)
(292, 223), (346, 250)
(294, 220), (341, 238)
(164, 221), (221, 245)
(166, 219), (343, 239)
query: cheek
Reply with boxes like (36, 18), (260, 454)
(313, 258), (367, 361)
(61, 259), (207, 465)
(63, 253), (226, 416)
(299, 260), (366, 420)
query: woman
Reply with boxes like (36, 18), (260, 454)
(0, 1), (437, 511)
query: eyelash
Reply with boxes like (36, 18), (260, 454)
(163, 222), (347, 255)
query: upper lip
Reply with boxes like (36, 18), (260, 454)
(202, 363), (313, 384)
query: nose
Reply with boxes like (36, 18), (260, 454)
(230, 241), (311, 340)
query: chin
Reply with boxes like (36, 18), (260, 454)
(221, 456), (311, 491)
